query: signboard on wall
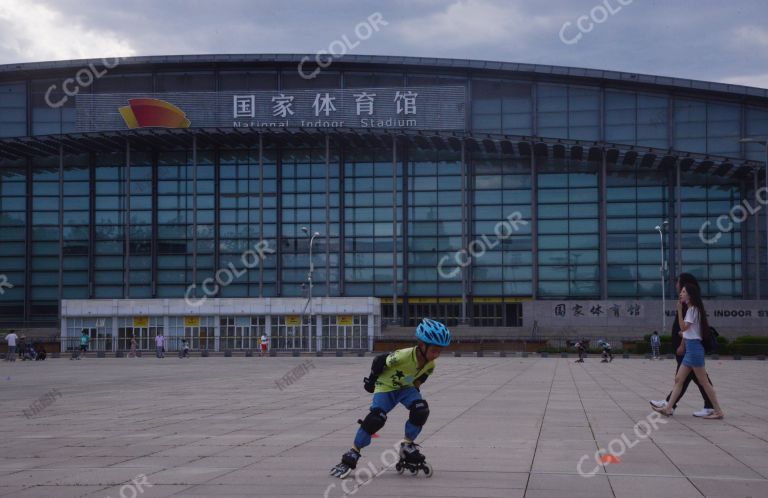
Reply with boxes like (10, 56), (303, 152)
(551, 301), (645, 320)
(285, 315), (302, 326)
(133, 316), (149, 327)
(75, 86), (466, 132)
(184, 316), (200, 327)
(337, 315), (354, 326)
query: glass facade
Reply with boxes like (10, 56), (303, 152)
(1, 61), (767, 327)
(408, 149), (462, 298)
(605, 91), (669, 148)
(1, 141), (755, 325)
(0, 160), (26, 320)
(62, 155), (90, 299)
(219, 150), (277, 297)
(344, 149), (402, 297)
(30, 158), (60, 318)
(679, 174), (742, 297)
(606, 164), (670, 297)
(0, 82), (26, 137)
(472, 155), (532, 296)
(537, 158), (600, 297)
(94, 153), (122, 298)
(281, 149), (339, 297)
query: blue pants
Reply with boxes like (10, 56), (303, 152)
(354, 387), (423, 450)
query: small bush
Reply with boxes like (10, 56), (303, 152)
(728, 336), (768, 355)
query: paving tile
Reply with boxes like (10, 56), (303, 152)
(1, 357), (767, 497)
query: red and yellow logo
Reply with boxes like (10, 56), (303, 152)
(119, 98), (191, 129)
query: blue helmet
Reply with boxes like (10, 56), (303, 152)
(415, 318), (451, 347)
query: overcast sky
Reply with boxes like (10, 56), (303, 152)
(0, 0), (767, 88)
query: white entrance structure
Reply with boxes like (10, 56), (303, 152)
(60, 298), (381, 353)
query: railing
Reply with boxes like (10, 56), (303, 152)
(57, 333), (370, 353)
(373, 335), (768, 356)
(21, 335), (768, 357)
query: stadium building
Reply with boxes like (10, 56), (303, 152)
(1, 54), (768, 351)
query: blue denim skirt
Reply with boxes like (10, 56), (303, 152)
(682, 338), (705, 368)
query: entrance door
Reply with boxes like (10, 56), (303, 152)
(321, 316), (367, 350)
(118, 326), (152, 351)
(184, 325), (215, 350)
(235, 325), (251, 349)
(134, 327), (149, 350)
(275, 316), (312, 352)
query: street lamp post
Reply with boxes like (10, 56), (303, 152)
(739, 137), (768, 295)
(302, 226), (320, 351)
(655, 220), (669, 334)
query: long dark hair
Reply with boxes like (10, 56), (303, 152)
(677, 273), (699, 290)
(682, 282), (709, 342)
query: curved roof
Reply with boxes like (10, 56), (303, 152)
(1, 53), (767, 102)
(0, 127), (762, 181)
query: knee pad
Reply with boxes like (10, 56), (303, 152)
(408, 399), (429, 427)
(358, 408), (387, 435)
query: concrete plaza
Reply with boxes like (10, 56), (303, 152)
(0, 354), (767, 497)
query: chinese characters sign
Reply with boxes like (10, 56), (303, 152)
(76, 86), (466, 132)
(553, 301), (644, 320)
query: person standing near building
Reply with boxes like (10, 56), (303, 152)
(651, 331), (661, 359)
(650, 273), (715, 417)
(155, 333), (165, 358)
(17, 335), (26, 360)
(128, 335), (137, 358)
(4, 330), (18, 362)
(652, 282), (724, 420)
(260, 333), (269, 357)
(78, 329), (89, 360)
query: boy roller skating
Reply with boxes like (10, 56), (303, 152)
(599, 340), (613, 363)
(329, 318), (451, 479)
(574, 340), (585, 363)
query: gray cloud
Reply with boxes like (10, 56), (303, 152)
(0, 0), (767, 88)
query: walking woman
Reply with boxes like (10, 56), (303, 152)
(653, 283), (724, 419)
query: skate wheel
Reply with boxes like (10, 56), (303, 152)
(423, 463), (433, 477)
(396, 462), (404, 474)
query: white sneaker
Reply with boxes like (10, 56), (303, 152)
(649, 400), (668, 409)
(693, 408), (715, 417)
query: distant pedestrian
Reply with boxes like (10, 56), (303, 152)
(181, 339), (190, 358)
(4, 330), (18, 362)
(78, 329), (89, 360)
(128, 335), (137, 358)
(17, 335), (26, 360)
(260, 333), (269, 357)
(155, 333), (165, 358)
(651, 331), (661, 359)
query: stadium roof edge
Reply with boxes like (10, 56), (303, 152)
(0, 53), (766, 101)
